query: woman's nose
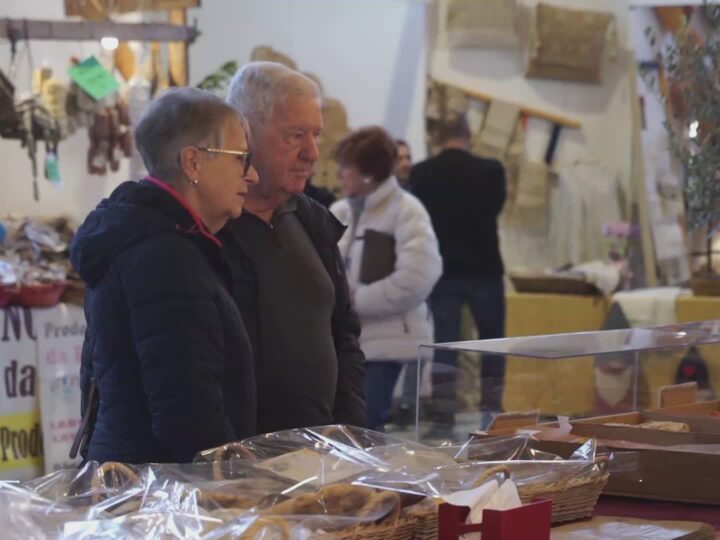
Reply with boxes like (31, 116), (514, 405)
(245, 165), (260, 184)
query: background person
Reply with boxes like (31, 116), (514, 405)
(331, 126), (441, 431)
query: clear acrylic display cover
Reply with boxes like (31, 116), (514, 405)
(406, 320), (720, 443)
(0, 426), (613, 539)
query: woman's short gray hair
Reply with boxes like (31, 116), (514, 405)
(134, 87), (247, 182)
(226, 61), (320, 134)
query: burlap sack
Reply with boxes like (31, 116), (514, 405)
(322, 97), (349, 140)
(472, 99), (521, 161)
(526, 3), (614, 84)
(250, 46), (297, 69)
(426, 80), (468, 122)
(312, 158), (341, 195)
(514, 159), (550, 210)
(503, 121), (526, 209)
(446, 0), (520, 48)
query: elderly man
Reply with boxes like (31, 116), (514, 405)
(221, 62), (367, 433)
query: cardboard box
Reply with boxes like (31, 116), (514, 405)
(657, 382), (697, 408)
(651, 400), (720, 415)
(476, 434), (720, 505)
(572, 411), (720, 446)
(472, 418), (720, 505)
(645, 400), (720, 435)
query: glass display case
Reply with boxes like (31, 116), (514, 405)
(385, 320), (720, 443)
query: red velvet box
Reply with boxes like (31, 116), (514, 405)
(438, 499), (552, 540)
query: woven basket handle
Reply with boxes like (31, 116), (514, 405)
(594, 454), (610, 471)
(472, 464), (510, 488)
(212, 443), (258, 481)
(320, 425), (363, 449)
(91, 462), (139, 505)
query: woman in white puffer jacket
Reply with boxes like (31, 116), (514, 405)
(330, 127), (442, 431)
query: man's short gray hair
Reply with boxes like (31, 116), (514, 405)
(226, 61), (321, 134)
(134, 86), (247, 182)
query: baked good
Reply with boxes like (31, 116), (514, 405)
(262, 484), (401, 527)
(638, 421), (690, 432)
(602, 421), (690, 432)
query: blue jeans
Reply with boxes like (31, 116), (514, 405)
(430, 277), (506, 423)
(365, 361), (404, 431)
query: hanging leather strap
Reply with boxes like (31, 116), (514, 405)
(69, 377), (98, 460)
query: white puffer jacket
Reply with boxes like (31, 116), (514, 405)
(331, 177), (442, 360)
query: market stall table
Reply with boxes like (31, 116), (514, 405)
(506, 292), (609, 337)
(595, 496), (720, 534)
(676, 295), (720, 323)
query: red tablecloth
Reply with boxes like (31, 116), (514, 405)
(595, 496), (720, 532)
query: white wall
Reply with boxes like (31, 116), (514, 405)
(0, 0), (428, 221)
(189, 0), (428, 156)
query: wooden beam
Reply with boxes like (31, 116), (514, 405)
(168, 9), (188, 86)
(0, 18), (198, 43)
(434, 79), (582, 129)
(629, 58), (659, 286)
(64, 0), (200, 20)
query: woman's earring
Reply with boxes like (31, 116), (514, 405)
(191, 178), (199, 186)
(363, 177), (372, 185)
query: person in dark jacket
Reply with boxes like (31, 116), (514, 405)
(394, 139), (413, 190)
(411, 112), (507, 438)
(70, 87), (259, 464)
(223, 61), (367, 433)
(304, 175), (337, 209)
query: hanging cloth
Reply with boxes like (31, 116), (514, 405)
(472, 99), (520, 161)
(446, 0), (520, 49)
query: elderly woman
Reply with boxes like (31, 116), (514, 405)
(330, 127), (442, 431)
(70, 87), (259, 464)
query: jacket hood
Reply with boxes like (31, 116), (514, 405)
(70, 181), (196, 286)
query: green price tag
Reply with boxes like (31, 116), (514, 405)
(45, 152), (61, 183)
(67, 56), (119, 101)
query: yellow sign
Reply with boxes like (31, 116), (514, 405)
(0, 410), (43, 473)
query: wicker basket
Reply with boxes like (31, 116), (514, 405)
(408, 509), (440, 540)
(408, 458), (609, 539)
(406, 467), (507, 540)
(515, 456), (609, 523)
(315, 520), (416, 540)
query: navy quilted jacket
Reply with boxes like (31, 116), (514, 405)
(70, 180), (256, 464)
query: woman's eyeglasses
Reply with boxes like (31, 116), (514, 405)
(198, 147), (253, 176)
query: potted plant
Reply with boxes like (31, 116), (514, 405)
(650, 7), (720, 293)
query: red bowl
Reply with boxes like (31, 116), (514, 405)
(16, 282), (67, 308)
(0, 286), (19, 308)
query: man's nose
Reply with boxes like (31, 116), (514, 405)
(301, 134), (320, 162)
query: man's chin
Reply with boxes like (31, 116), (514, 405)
(288, 175), (309, 193)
